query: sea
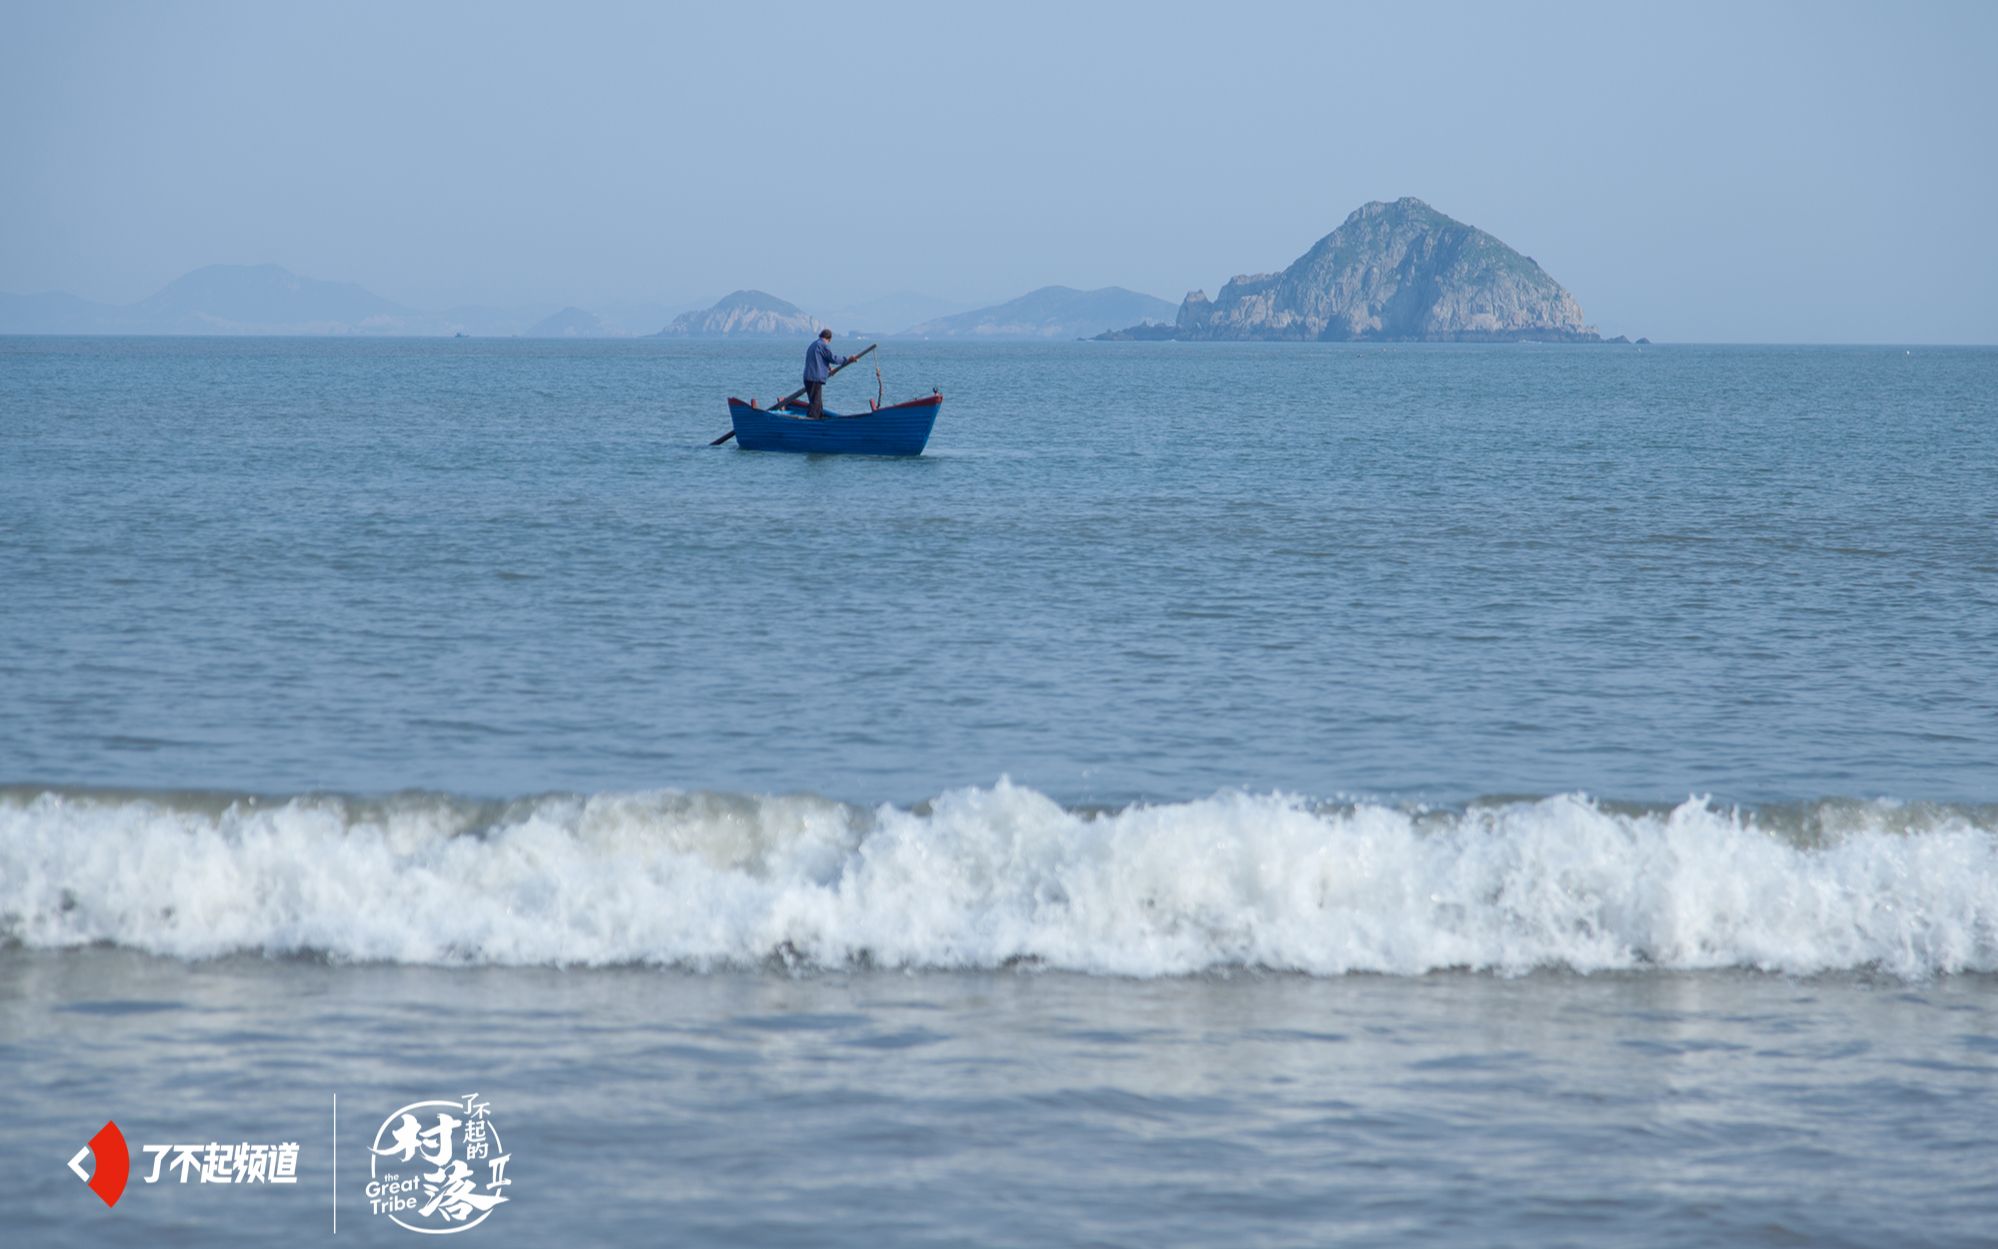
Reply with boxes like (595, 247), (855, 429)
(2, 336), (1995, 1246)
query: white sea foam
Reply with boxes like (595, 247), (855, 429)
(3, 783), (1995, 977)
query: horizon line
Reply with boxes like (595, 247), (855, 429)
(3, 333), (1994, 349)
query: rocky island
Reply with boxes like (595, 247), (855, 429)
(1102, 198), (1600, 343)
(655, 290), (821, 338)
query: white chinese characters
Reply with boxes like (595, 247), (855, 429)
(366, 1093), (512, 1235)
(139, 1141), (300, 1184)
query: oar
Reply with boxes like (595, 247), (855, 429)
(710, 343), (878, 445)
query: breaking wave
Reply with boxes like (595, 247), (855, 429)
(3, 782), (1996, 977)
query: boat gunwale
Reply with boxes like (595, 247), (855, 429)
(726, 393), (943, 422)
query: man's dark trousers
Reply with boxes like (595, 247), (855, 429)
(806, 380), (825, 419)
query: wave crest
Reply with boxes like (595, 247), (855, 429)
(4, 783), (1995, 976)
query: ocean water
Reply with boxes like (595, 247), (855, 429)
(3, 337), (1996, 1245)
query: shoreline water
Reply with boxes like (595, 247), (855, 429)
(7, 949), (1997, 1248)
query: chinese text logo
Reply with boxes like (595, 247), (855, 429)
(140, 1141), (300, 1184)
(68, 1121), (297, 1209)
(366, 1093), (513, 1234)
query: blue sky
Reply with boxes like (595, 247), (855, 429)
(2, 0), (1993, 341)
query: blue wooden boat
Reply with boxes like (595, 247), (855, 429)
(723, 393), (942, 456)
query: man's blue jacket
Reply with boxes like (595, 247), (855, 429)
(803, 339), (848, 384)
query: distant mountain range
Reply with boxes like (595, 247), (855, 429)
(814, 291), (972, 336)
(1102, 198), (1601, 343)
(0, 266), (704, 338)
(0, 264), (431, 336)
(525, 306), (619, 338)
(901, 286), (1177, 340)
(0, 267), (1132, 340)
(649, 286), (1176, 341)
(0, 207), (1610, 342)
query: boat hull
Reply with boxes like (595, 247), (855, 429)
(725, 395), (941, 456)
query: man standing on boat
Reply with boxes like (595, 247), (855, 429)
(802, 328), (849, 420)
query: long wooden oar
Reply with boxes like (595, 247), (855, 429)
(710, 343), (878, 445)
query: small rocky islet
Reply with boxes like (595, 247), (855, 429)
(1101, 197), (1607, 343)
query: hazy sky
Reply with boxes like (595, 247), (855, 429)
(3, 1), (1994, 341)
